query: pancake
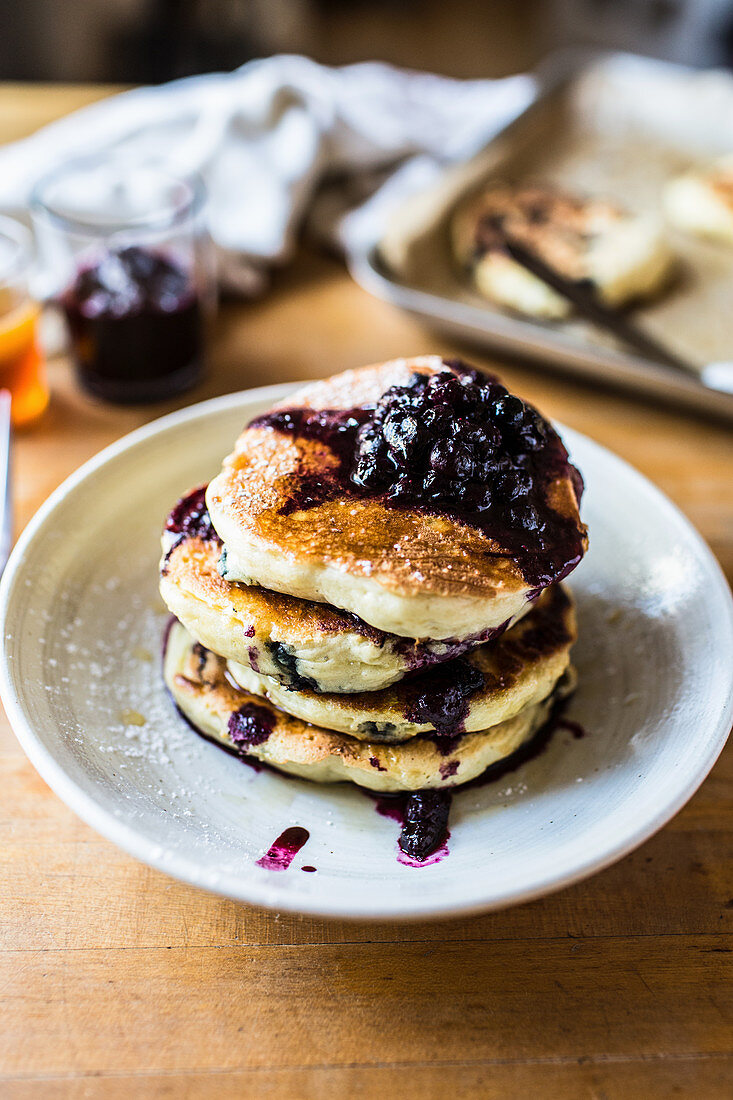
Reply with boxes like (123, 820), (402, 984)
(160, 531), (525, 694)
(663, 157), (733, 245)
(206, 358), (587, 639)
(164, 618), (575, 792)
(226, 584), (575, 743)
(451, 183), (672, 319)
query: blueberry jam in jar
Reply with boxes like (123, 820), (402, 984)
(62, 246), (204, 403)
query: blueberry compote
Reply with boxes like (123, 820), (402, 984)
(250, 362), (585, 589)
(405, 658), (484, 747)
(62, 246), (204, 403)
(400, 790), (452, 862)
(374, 689), (583, 863)
(164, 486), (218, 545)
(161, 486), (219, 572)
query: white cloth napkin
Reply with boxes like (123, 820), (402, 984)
(0, 55), (534, 294)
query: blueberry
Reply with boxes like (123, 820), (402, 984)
(461, 423), (486, 446)
(423, 472), (442, 497)
(429, 439), (454, 474)
(494, 394), (526, 427)
(423, 405), (451, 433)
(119, 246), (158, 282)
(509, 502), (542, 531)
(494, 472), (520, 502)
(342, 364), (565, 557)
(518, 410), (548, 450)
(457, 481), (485, 507)
(513, 469), (533, 497)
(383, 411), (419, 462)
(352, 456), (383, 488)
(427, 374), (463, 405)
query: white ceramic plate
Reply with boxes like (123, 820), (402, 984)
(2, 386), (732, 920)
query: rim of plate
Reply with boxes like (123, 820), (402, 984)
(1, 384), (732, 920)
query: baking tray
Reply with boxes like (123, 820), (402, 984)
(349, 51), (733, 421)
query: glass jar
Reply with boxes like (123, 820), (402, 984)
(32, 158), (214, 404)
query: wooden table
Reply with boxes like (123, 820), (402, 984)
(1, 87), (732, 1100)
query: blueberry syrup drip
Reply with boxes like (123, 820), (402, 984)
(375, 790), (451, 862)
(369, 688), (586, 862)
(243, 625), (256, 639)
(397, 618), (511, 673)
(301, 865), (317, 873)
(227, 702), (274, 748)
(557, 717), (586, 740)
(256, 826), (310, 871)
(401, 790), (452, 861)
(249, 361), (584, 589)
(369, 756), (387, 772)
(162, 623), (585, 869)
(374, 796), (405, 823)
(164, 486), (219, 546)
(428, 734), (463, 757)
(178, 704), (265, 772)
(404, 657), (484, 740)
(161, 486), (220, 575)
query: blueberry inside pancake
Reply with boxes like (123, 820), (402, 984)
(206, 357), (587, 640)
(160, 520), (524, 695)
(164, 618), (576, 793)
(225, 584), (575, 743)
(451, 183), (672, 319)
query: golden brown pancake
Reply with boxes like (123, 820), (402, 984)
(226, 584), (575, 742)
(160, 533), (526, 695)
(164, 618), (575, 792)
(206, 358), (587, 639)
(451, 183), (672, 319)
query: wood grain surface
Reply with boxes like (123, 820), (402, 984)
(1, 86), (732, 1099)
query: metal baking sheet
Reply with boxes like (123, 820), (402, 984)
(349, 51), (733, 421)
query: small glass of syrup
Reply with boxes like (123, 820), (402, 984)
(0, 216), (48, 426)
(32, 160), (214, 404)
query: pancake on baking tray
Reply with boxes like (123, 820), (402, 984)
(451, 183), (672, 319)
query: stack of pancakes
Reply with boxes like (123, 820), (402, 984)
(161, 357), (586, 801)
